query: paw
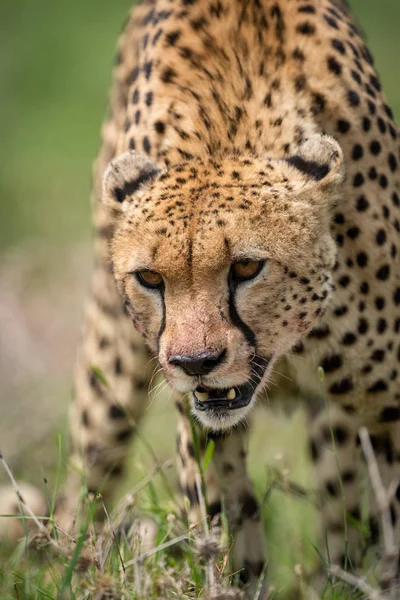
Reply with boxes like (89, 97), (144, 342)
(0, 483), (47, 541)
(117, 516), (157, 553)
(233, 519), (268, 596)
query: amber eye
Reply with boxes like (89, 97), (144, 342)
(231, 260), (265, 283)
(135, 270), (164, 289)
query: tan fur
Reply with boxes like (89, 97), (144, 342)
(4, 0), (400, 592)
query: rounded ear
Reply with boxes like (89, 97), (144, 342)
(102, 151), (161, 209)
(284, 134), (345, 187)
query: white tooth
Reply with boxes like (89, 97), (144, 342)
(227, 388), (236, 400)
(195, 391), (210, 402)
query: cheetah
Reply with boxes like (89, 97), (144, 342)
(5, 0), (400, 593)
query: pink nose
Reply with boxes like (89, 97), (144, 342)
(168, 349), (226, 376)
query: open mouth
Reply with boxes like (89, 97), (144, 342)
(192, 354), (272, 413)
(193, 382), (253, 411)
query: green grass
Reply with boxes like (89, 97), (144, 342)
(0, 0), (399, 597)
(0, 406), (385, 599)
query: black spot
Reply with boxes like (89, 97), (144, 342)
(376, 265), (390, 281)
(116, 427), (135, 443)
(377, 117), (386, 133)
(332, 39), (346, 55)
(115, 357), (123, 375)
(298, 4), (316, 14)
(109, 404), (126, 419)
(379, 174), (388, 189)
(334, 305), (348, 317)
(161, 66), (176, 83)
(352, 144), (363, 160)
(337, 119), (350, 133)
(356, 195), (369, 211)
(370, 140), (381, 155)
(241, 494), (259, 519)
(321, 354), (343, 372)
(132, 89), (139, 104)
(330, 377), (353, 394)
(351, 69), (362, 85)
(379, 407), (400, 422)
(377, 318), (387, 334)
(309, 324), (331, 339)
(296, 21), (316, 35)
(375, 297), (385, 310)
(165, 30), (181, 46)
(145, 91), (153, 106)
(82, 410), (90, 427)
(347, 90), (360, 107)
(388, 153), (398, 172)
(342, 470), (356, 484)
(353, 173), (364, 188)
(347, 226), (360, 239)
(310, 439), (319, 461)
(376, 230), (386, 246)
(293, 47), (305, 61)
(356, 252), (368, 268)
(362, 116), (371, 132)
(371, 349), (385, 362)
(358, 318), (369, 334)
(128, 66), (140, 84)
(324, 15), (339, 29)
(338, 275), (351, 288)
(325, 480), (339, 497)
(154, 120), (165, 134)
(333, 426), (349, 445)
(342, 332), (357, 345)
(367, 380), (388, 393)
(327, 56), (342, 75)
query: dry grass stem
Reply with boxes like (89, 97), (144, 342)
(358, 427), (399, 598)
(0, 451), (62, 553)
(329, 565), (383, 600)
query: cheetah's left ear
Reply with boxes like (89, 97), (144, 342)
(102, 151), (161, 211)
(284, 134), (345, 188)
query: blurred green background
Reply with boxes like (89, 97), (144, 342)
(0, 0), (398, 594)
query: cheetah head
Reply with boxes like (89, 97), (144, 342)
(103, 134), (344, 430)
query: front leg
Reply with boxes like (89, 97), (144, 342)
(176, 402), (266, 592)
(210, 428), (266, 589)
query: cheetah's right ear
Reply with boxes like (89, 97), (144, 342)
(284, 134), (345, 188)
(102, 151), (161, 211)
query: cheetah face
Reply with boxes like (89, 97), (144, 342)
(104, 135), (344, 430)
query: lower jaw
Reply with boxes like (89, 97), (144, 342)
(190, 355), (272, 426)
(193, 389), (252, 412)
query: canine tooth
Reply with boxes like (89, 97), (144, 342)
(227, 388), (236, 400)
(195, 391), (210, 402)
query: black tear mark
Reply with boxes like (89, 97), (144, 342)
(285, 156), (330, 181)
(114, 167), (160, 203)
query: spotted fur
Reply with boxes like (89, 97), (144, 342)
(7, 0), (400, 592)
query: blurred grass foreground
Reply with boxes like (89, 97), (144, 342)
(0, 0), (399, 598)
